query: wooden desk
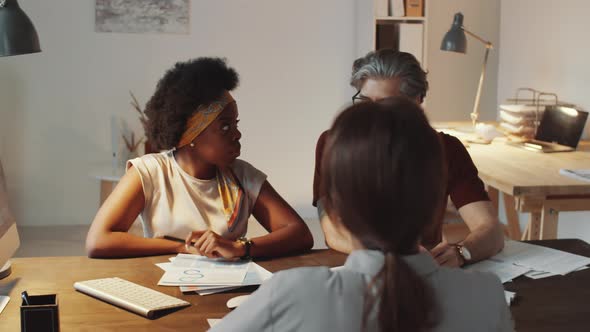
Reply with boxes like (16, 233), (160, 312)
(505, 239), (590, 332)
(0, 250), (346, 331)
(1, 241), (589, 331)
(434, 123), (590, 240)
(467, 138), (590, 240)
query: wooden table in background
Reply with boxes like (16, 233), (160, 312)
(468, 139), (590, 240)
(435, 123), (590, 240)
(1, 241), (589, 331)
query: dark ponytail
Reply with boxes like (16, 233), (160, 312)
(321, 97), (445, 332)
(364, 253), (438, 332)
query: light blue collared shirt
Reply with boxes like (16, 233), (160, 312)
(211, 250), (513, 332)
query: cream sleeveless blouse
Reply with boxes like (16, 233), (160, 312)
(127, 151), (267, 240)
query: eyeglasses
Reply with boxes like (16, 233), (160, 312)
(352, 91), (370, 104)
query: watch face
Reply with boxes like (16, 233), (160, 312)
(461, 246), (472, 261)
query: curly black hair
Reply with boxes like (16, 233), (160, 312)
(144, 57), (239, 150)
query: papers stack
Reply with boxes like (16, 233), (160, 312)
(498, 104), (544, 138)
(467, 240), (590, 306)
(156, 254), (272, 295)
(467, 240), (590, 282)
(465, 259), (530, 283)
(559, 169), (590, 183)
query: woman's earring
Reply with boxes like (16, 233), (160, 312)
(190, 142), (195, 147)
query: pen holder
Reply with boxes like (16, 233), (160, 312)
(20, 294), (60, 332)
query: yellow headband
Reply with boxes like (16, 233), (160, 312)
(177, 91), (235, 148)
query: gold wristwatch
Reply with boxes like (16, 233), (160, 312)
(236, 237), (253, 260)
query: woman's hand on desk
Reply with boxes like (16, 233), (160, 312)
(185, 230), (246, 259)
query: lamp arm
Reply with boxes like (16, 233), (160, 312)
(471, 46), (491, 126)
(462, 27), (493, 48)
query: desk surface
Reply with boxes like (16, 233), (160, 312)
(434, 123), (590, 197)
(0, 250), (346, 331)
(1, 241), (589, 332)
(468, 139), (590, 197)
(505, 239), (590, 332)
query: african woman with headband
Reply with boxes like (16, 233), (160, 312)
(86, 58), (313, 259)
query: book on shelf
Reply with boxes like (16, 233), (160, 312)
(405, 0), (424, 17)
(389, 0), (405, 17)
(375, 0), (388, 17)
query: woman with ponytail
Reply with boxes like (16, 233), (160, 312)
(211, 97), (512, 332)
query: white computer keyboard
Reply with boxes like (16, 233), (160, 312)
(74, 277), (190, 319)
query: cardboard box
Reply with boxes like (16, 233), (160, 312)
(405, 0), (424, 17)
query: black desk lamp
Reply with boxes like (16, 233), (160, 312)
(441, 12), (492, 128)
(0, 0), (41, 57)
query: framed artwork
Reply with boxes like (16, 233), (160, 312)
(95, 0), (190, 34)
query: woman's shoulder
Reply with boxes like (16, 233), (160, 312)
(432, 266), (505, 306)
(129, 150), (172, 164)
(437, 265), (502, 287)
(431, 267), (511, 330)
(231, 158), (256, 171)
(274, 266), (333, 281)
(271, 266), (367, 296)
(126, 150), (174, 175)
(231, 159), (267, 182)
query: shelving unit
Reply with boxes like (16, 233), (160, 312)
(373, 0), (429, 68)
(375, 16), (426, 22)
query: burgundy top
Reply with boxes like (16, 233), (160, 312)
(312, 130), (489, 247)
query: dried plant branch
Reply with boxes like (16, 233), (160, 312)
(129, 90), (148, 132)
(122, 132), (143, 152)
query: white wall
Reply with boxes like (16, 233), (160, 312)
(0, 1), (501, 227)
(0, 0), (356, 226)
(498, 0), (590, 242)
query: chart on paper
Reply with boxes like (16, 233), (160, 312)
(157, 254), (250, 286)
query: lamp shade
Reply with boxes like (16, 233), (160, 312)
(440, 12), (466, 54)
(0, 0), (41, 57)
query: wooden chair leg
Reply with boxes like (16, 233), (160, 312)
(526, 212), (542, 240)
(540, 205), (559, 239)
(503, 194), (522, 240)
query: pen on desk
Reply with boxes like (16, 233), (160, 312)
(163, 235), (196, 244)
(163, 236), (197, 251)
(21, 291), (30, 305)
